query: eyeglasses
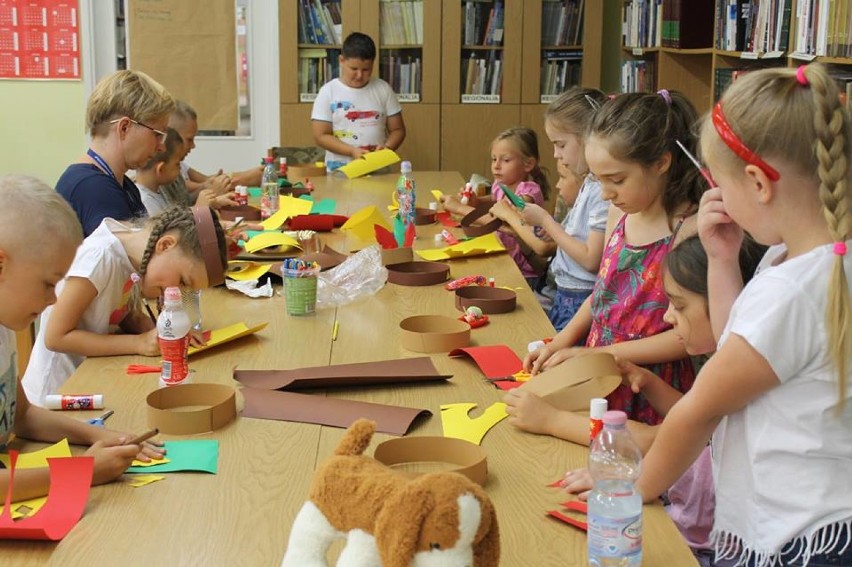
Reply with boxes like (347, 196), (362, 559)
(110, 117), (168, 143)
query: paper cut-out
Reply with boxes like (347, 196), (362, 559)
(449, 345), (523, 379)
(431, 189), (445, 202)
(547, 500), (589, 531)
(517, 353), (622, 412)
(227, 261), (273, 281)
(243, 232), (302, 254)
(0, 452), (94, 540)
(310, 198), (336, 215)
(337, 148), (401, 178)
(240, 387), (431, 436)
(436, 211), (460, 228)
(188, 322), (268, 356)
(416, 233), (506, 261)
(126, 440), (219, 474)
(128, 475), (165, 488)
(440, 403), (508, 445)
(260, 196), (315, 230)
(130, 456), (170, 468)
(341, 205), (392, 242)
(0, 439), (70, 469)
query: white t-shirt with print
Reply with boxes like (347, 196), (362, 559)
(23, 219), (137, 406)
(137, 182), (169, 217)
(310, 78), (402, 171)
(0, 327), (17, 450)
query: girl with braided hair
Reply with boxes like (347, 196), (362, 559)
(23, 206), (226, 406)
(636, 64), (852, 566)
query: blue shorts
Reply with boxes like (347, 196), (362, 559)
(547, 287), (592, 331)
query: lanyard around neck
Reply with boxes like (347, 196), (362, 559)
(87, 148), (117, 180)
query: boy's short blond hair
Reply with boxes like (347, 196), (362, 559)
(0, 175), (82, 252)
(86, 70), (175, 137)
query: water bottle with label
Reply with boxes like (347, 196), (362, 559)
(157, 286), (191, 388)
(260, 156), (279, 219)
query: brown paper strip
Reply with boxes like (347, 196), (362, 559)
(233, 357), (451, 390)
(518, 353), (622, 411)
(386, 261), (450, 286)
(218, 205), (262, 222)
(414, 207), (437, 225)
(460, 203), (501, 237)
(454, 286), (517, 314)
(400, 315), (471, 353)
(373, 436), (488, 486)
(301, 245), (348, 271)
(381, 247), (414, 266)
(146, 383), (237, 435)
(240, 387), (430, 436)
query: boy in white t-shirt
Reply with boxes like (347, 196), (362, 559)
(136, 128), (183, 216)
(311, 32), (406, 172)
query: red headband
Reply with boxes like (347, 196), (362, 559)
(711, 102), (781, 181)
(191, 205), (225, 287)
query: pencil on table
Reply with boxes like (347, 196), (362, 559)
(126, 428), (159, 446)
(332, 320), (339, 341)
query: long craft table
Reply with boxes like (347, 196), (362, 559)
(3, 172), (697, 566)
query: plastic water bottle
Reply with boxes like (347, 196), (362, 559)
(396, 161), (416, 228)
(260, 156), (279, 219)
(157, 286), (191, 388)
(587, 410), (643, 566)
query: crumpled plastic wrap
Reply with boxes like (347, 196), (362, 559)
(316, 245), (387, 309)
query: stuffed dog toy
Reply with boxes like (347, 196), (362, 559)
(281, 419), (499, 567)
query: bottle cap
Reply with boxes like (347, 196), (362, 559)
(264, 156), (273, 163)
(590, 398), (608, 419)
(281, 157), (287, 164)
(164, 287), (182, 303)
(602, 410), (627, 426)
(401, 161), (412, 173)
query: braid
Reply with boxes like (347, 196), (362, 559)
(138, 206), (195, 276)
(808, 65), (852, 409)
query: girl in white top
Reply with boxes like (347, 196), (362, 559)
(636, 63), (852, 566)
(23, 206), (227, 406)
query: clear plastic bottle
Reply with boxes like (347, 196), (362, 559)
(587, 410), (643, 567)
(396, 160), (416, 228)
(157, 286), (191, 388)
(260, 156), (279, 219)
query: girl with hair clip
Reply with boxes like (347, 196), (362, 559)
(23, 206), (227, 406)
(523, 90), (708, 425)
(440, 126), (552, 286)
(489, 87), (610, 329)
(57, 70), (175, 236)
(636, 64), (852, 567)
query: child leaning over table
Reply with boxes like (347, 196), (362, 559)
(0, 175), (163, 502)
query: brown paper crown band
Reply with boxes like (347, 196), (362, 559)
(460, 202), (502, 237)
(374, 436), (488, 486)
(387, 261), (450, 286)
(399, 315), (471, 353)
(454, 286), (517, 314)
(192, 205), (225, 287)
(414, 207), (437, 225)
(147, 383), (237, 435)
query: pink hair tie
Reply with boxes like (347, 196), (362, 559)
(834, 241), (848, 256)
(130, 272), (141, 284)
(657, 89), (672, 105)
(796, 65), (809, 86)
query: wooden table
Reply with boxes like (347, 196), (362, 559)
(3, 172), (696, 566)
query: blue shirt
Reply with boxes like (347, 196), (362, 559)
(56, 164), (147, 236)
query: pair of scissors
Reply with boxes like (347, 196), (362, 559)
(87, 409), (114, 427)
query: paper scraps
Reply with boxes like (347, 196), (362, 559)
(416, 233), (506, 261)
(225, 278), (273, 298)
(440, 402), (508, 445)
(128, 475), (165, 488)
(126, 440), (219, 474)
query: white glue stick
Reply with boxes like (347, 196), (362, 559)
(45, 394), (104, 411)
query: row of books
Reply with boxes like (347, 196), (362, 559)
(298, 48), (341, 97)
(297, 0), (343, 46)
(623, 0), (663, 48)
(795, 0), (852, 57)
(463, 1), (504, 46)
(661, 0), (715, 48)
(621, 59), (656, 93)
(714, 66), (751, 100)
(541, 0), (585, 46)
(379, 0), (423, 45)
(379, 52), (422, 97)
(540, 52), (583, 99)
(715, 0), (792, 53)
(462, 52), (503, 95)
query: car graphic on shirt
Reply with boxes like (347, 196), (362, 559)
(333, 129), (358, 140)
(345, 110), (381, 121)
(331, 101), (355, 112)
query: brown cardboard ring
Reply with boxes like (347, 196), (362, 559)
(414, 207), (437, 225)
(454, 286), (517, 314)
(381, 247), (414, 266)
(387, 261), (450, 286)
(460, 202), (501, 237)
(374, 436), (488, 486)
(146, 383), (237, 435)
(218, 205), (262, 222)
(400, 315), (471, 353)
(517, 353), (622, 412)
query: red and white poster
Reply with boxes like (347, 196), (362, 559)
(0, 0), (80, 80)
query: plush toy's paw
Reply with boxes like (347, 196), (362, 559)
(281, 501), (341, 567)
(336, 529), (382, 567)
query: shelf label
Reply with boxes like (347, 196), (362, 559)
(789, 51), (817, 61)
(632, 47), (643, 56)
(739, 51), (759, 60)
(762, 50), (784, 59)
(461, 94), (501, 104)
(299, 93), (318, 103)
(540, 94), (559, 104)
(398, 93), (421, 103)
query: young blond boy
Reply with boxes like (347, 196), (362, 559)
(135, 128), (184, 216)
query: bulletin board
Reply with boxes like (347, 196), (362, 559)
(0, 0), (81, 80)
(128, 0), (237, 132)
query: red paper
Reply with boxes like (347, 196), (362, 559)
(493, 380), (521, 391)
(547, 510), (588, 531)
(0, 1), (81, 80)
(403, 221), (416, 247)
(449, 345), (523, 379)
(374, 224), (398, 249)
(288, 214), (348, 231)
(436, 212), (459, 227)
(0, 452), (94, 540)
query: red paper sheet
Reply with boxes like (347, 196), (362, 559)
(449, 345), (523, 379)
(436, 211), (459, 227)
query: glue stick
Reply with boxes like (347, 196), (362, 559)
(589, 398), (608, 444)
(45, 394), (104, 411)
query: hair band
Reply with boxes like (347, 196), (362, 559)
(796, 65), (810, 86)
(711, 102), (781, 181)
(657, 89), (672, 105)
(834, 242), (848, 256)
(191, 205), (225, 287)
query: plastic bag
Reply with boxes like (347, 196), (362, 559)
(316, 245), (387, 309)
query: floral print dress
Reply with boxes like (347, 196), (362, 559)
(587, 215), (695, 425)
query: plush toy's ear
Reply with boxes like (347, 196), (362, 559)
(374, 483), (435, 567)
(472, 488), (500, 567)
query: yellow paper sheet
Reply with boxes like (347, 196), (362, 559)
(1, 439), (73, 518)
(227, 261), (273, 281)
(130, 456), (171, 468)
(188, 322), (269, 356)
(387, 190), (399, 212)
(128, 474), (166, 488)
(10, 497), (46, 519)
(415, 233), (506, 261)
(244, 232), (302, 254)
(431, 189), (445, 202)
(440, 402), (508, 445)
(337, 148), (401, 179)
(259, 196), (314, 230)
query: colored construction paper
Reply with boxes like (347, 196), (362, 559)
(0, 439), (71, 469)
(234, 357), (450, 390)
(126, 440), (218, 474)
(440, 403), (508, 445)
(311, 198), (336, 215)
(449, 345), (524, 379)
(341, 205), (392, 242)
(241, 387), (431, 436)
(393, 215), (407, 248)
(0, 452), (94, 541)
(130, 456), (170, 468)
(416, 233), (506, 261)
(518, 353), (622, 412)
(247, 187), (262, 197)
(227, 261), (273, 281)
(298, 194), (314, 201)
(431, 189), (445, 202)
(493, 380), (522, 391)
(499, 184), (526, 210)
(375, 224), (399, 249)
(337, 148), (401, 179)
(436, 211), (460, 227)
(259, 196), (315, 230)
(244, 232), (302, 254)
(188, 322), (268, 356)
(128, 475), (165, 488)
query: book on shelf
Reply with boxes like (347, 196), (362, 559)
(793, 0), (852, 56)
(714, 67), (752, 100)
(380, 50), (421, 100)
(298, 0), (343, 45)
(621, 59), (656, 93)
(661, 0), (714, 48)
(623, 0), (663, 48)
(715, 0), (791, 53)
(298, 47), (341, 100)
(380, 0), (423, 45)
(462, 50), (502, 97)
(540, 50), (582, 101)
(541, 0), (585, 46)
(463, 1), (504, 47)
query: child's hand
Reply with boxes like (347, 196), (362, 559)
(189, 329), (207, 348)
(520, 202), (549, 226)
(617, 358), (659, 394)
(212, 191), (239, 209)
(440, 194), (462, 214)
(562, 468), (594, 501)
(524, 345), (553, 375)
(84, 439), (142, 485)
(530, 346), (588, 374)
(489, 199), (519, 223)
(136, 328), (160, 357)
(350, 147), (369, 160)
(206, 173), (231, 196)
(698, 187), (743, 262)
(504, 389), (558, 435)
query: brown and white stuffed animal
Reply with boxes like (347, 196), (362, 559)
(281, 419), (500, 567)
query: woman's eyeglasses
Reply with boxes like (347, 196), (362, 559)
(110, 117), (167, 143)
